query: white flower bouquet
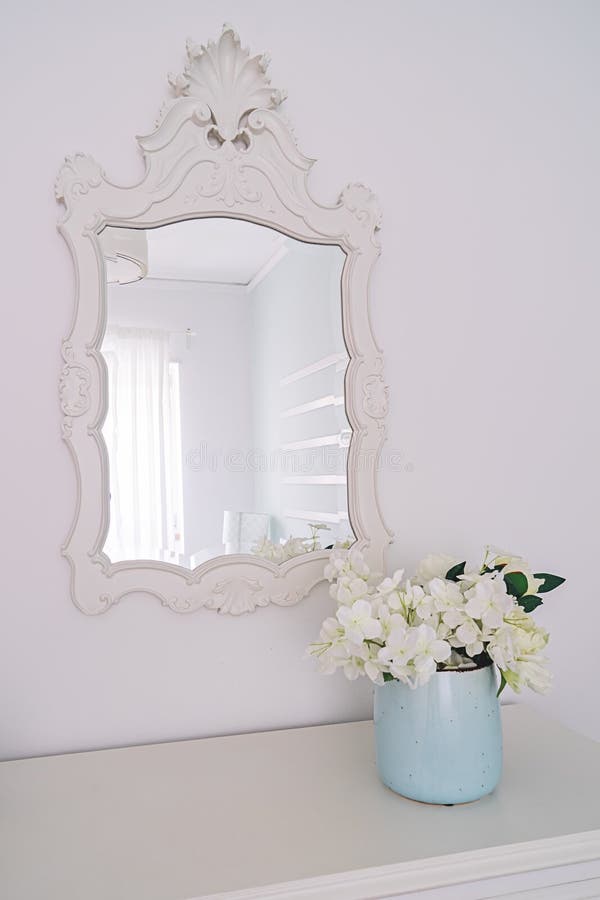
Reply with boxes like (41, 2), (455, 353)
(308, 547), (565, 695)
(253, 523), (353, 564)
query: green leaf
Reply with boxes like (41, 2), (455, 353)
(497, 671), (507, 698)
(382, 672), (395, 683)
(503, 571), (528, 599)
(446, 561), (466, 582)
(534, 573), (566, 593)
(519, 594), (543, 613)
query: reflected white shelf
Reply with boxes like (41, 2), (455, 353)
(280, 352), (347, 387)
(283, 475), (346, 485)
(283, 508), (350, 523)
(281, 395), (344, 418)
(281, 430), (351, 451)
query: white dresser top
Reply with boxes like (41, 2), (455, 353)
(1, 705), (599, 899)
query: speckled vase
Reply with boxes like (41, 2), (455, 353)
(373, 663), (502, 805)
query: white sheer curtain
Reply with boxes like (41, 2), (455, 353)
(102, 326), (184, 562)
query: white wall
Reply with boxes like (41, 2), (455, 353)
(1, 0), (599, 759)
(251, 238), (350, 544)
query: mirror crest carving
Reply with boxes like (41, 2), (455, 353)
(57, 24), (391, 615)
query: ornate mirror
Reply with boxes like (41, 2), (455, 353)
(57, 24), (390, 615)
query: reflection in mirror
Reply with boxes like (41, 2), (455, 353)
(98, 218), (354, 568)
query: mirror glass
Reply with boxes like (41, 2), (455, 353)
(98, 218), (354, 568)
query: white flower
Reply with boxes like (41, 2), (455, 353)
(253, 535), (308, 562)
(306, 618), (348, 675)
(420, 578), (466, 630)
(486, 624), (517, 670)
(487, 547), (545, 597)
(436, 620), (453, 641)
(337, 599), (382, 645)
(283, 537), (308, 559)
(429, 578), (464, 612)
(488, 618), (551, 694)
(347, 548), (371, 578)
(377, 569), (405, 595)
(486, 545), (524, 569)
(379, 623), (451, 688)
(374, 569), (405, 613)
(503, 607), (548, 647)
(458, 569), (494, 586)
(318, 616), (342, 642)
(411, 623), (452, 686)
(323, 547), (370, 582)
(413, 596), (438, 623)
(378, 623), (414, 683)
(363, 646), (388, 685)
(378, 604), (407, 637)
(341, 634), (389, 684)
(324, 548), (350, 581)
(414, 554), (459, 585)
(376, 570), (404, 603)
(392, 582), (436, 620)
(405, 582), (430, 611)
(401, 582), (425, 608)
(441, 606), (468, 629)
(252, 537), (285, 563)
(464, 574), (514, 628)
(314, 643), (347, 675)
(454, 619), (485, 657)
(382, 589), (404, 613)
(335, 575), (370, 606)
(342, 657), (364, 680)
(508, 657), (552, 694)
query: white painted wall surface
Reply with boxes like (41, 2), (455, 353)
(250, 239), (349, 544)
(0, 0), (599, 759)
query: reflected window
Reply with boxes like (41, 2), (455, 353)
(103, 328), (184, 562)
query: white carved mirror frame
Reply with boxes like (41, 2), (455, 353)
(57, 24), (391, 615)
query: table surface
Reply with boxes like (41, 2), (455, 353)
(1, 706), (599, 900)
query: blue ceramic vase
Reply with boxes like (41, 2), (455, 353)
(373, 663), (502, 804)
